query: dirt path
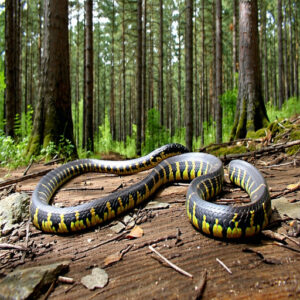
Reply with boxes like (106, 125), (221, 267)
(0, 152), (299, 299)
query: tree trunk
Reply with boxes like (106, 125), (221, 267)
(278, 0), (285, 108)
(26, 0), (77, 158)
(110, 0), (116, 140)
(231, 0), (269, 140)
(232, 0), (238, 89)
(215, 0), (222, 143)
(136, 0), (143, 155)
(158, 0), (164, 127)
(84, 0), (94, 152)
(185, 0), (193, 150)
(5, 0), (21, 138)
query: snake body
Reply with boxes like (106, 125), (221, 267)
(30, 143), (271, 239)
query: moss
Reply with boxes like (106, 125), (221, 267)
(209, 145), (248, 157)
(25, 134), (41, 160)
(246, 128), (267, 139)
(286, 130), (300, 155)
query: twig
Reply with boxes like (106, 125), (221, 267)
(21, 221), (31, 263)
(216, 258), (232, 274)
(0, 243), (28, 251)
(273, 241), (300, 253)
(281, 234), (300, 247)
(23, 159), (34, 176)
(133, 234), (177, 251)
(75, 231), (129, 255)
(58, 276), (75, 284)
(194, 270), (207, 300)
(0, 168), (53, 189)
(220, 140), (300, 162)
(148, 245), (193, 278)
(42, 280), (56, 300)
(44, 157), (64, 166)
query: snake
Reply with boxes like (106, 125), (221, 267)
(30, 143), (272, 239)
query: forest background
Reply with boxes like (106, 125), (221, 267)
(0, 0), (299, 167)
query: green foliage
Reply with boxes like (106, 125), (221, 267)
(40, 136), (75, 161)
(0, 134), (30, 168)
(267, 97), (300, 122)
(221, 88), (238, 141)
(143, 109), (171, 155)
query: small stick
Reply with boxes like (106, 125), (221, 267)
(216, 258), (232, 274)
(23, 159), (34, 176)
(42, 280), (56, 300)
(58, 276), (75, 284)
(0, 243), (28, 251)
(194, 270), (207, 300)
(273, 241), (300, 253)
(281, 234), (300, 247)
(148, 245), (193, 278)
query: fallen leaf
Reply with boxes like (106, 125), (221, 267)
(126, 225), (144, 239)
(81, 268), (108, 290)
(104, 252), (123, 267)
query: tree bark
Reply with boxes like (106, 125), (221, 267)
(231, 0), (269, 140)
(278, 0), (285, 108)
(26, 0), (77, 159)
(185, 0), (193, 150)
(232, 0), (238, 89)
(158, 0), (164, 127)
(5, 0), (21, 138)
(136, 0), (143, 155)
(84, 0), (94, 152)
(215, 0), (222, 143)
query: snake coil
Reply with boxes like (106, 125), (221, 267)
(30, 143), (271, 239)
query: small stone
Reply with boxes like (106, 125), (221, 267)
(81, 268), (109, 290)
(110, 222), (125, 233)
(144, 201), (169, 210)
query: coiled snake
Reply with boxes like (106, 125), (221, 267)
(30, 143), (271, 239)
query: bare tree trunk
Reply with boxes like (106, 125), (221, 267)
(278, 0), (285, 108)
(232, 0), (238, 89)
(177, 10), (182, 130)
(122, 0), (126, 142)
(5, 0), (21, 137)
(110, 0), (116, 140)
(231, 0), (269, 140)
(185, 0), (193, 150)
(84, 0), (94, 151)
(158, 0), (164, 127)
(136, 0), (143, 155)
(215, 0), (222, 143)
(26, 0), (77, 158)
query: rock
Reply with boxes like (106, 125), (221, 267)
(0, 261), (69, 300)
(0, 193), (30, 236)
(81, 268), (109, 290)
(110, 221), (125, 233)
(272, 197), (300, 219)
(144, 201), (170, 210)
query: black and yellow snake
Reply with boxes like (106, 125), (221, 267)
(30, 143), (271, 239)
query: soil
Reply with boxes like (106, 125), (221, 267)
(0, 150), (299, 300)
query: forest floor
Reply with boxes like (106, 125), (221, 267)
(0, 124), (300, 299)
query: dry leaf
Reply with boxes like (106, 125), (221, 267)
(104, 252), (123, 267)
(126, 225), (144, 239)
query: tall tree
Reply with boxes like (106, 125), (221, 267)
(136, 0), (143, 155)
(5, 0), (21, 137)
(277, 0), (284, 108)
(185, 0), (193, 150)
(231, 0), (269, 140)
(232, 0), (238, 89)
(84, 0), (94, 151)
(26, 0), (77, 158)
(215, 0), (222, 143)
(158, 0), (164, 127)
